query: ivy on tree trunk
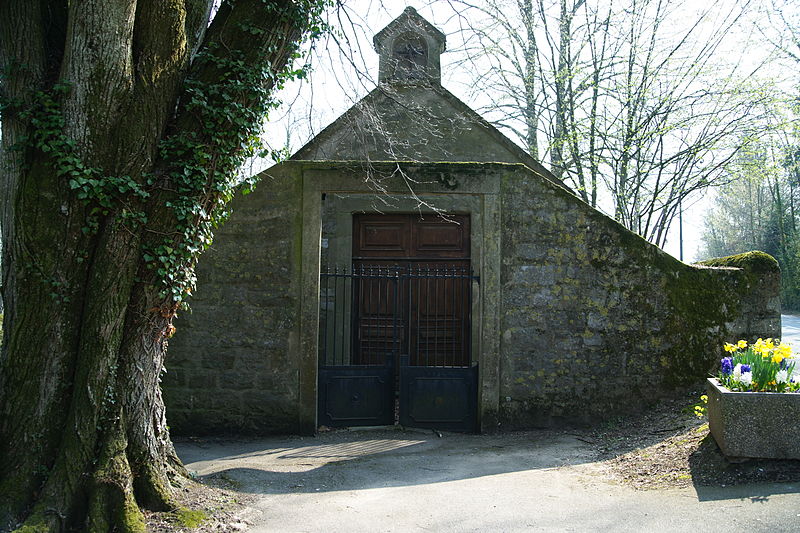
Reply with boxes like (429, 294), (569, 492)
(0, 1), (327, 531)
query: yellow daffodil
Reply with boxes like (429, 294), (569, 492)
(737, 340), (748, 349)
(753, 337), (775, 357)
(762, 342), (791, 364)
(723, 342), (737, 353)
(776, 343), (792, 358)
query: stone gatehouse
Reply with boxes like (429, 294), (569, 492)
(164, 7), (780, 435)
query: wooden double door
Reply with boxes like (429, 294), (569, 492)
(316, 213), (478, 432)
(352, 213), (472, 368)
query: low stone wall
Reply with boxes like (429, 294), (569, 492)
(497, 167), (781, 429)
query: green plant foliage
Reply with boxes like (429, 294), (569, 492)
(142, 1), (331, 305)
(10, 83), (151, 234)
(3, 1), (332, 306)
(699, 132), (800, 310)
(174, 507), (208, 528)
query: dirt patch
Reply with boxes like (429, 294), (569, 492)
(144, 475), (257, 533)
(590, 386), (800, 489)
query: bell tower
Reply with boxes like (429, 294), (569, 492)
(373, 7), (446, 84)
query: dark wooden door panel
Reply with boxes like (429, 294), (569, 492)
(354, 215), (411, 257)
(412, 217), (470, 257)
(353, 214), (471, 368)
(351, 261), (407, 366)
(354, 214), (469, 259)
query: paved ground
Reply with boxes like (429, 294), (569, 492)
(177, 429), (800, 532)
(176, 318), (800, 532)
(781, 314), (800, 347)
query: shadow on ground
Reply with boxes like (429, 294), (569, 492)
(570, 385), (800, 500)
(178, 428), (596, 495)
(688, 434), (800, 501)
(176, 388), (800, 502)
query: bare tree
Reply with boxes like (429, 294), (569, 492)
(759, 0), (800, 64)
(447, 0), (608, 201)
(599, 0), (775, 246)
(447, 0), (776, 247)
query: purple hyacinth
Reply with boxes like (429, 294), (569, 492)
(720, 357), (734, 375)
(741, 364), (751, 373)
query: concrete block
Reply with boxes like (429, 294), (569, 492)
(707, 378), (800, 459)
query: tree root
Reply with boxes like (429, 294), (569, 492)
(85, 422), (146, 533)
(11, 416), (192, 533)
(132, 463), (177, 513)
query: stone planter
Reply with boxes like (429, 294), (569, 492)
(706, 377), (800, 459)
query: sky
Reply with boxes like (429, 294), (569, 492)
(257, 0), (799, 263)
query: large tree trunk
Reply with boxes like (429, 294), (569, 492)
(0, 1), (314, 530)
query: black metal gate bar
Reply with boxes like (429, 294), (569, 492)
(318, 264), (479, 431)
(321, 265), (478, 368)
(398, 265), (478, 432)
(317, 265), (401, 427)
(404, 265), (476, 368)
(319, 265), (404, 367)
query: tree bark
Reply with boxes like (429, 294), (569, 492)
(519, 0), (540, 160)
(0, 1), (315, 530)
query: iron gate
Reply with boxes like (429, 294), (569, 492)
(318, 264), (479, 432)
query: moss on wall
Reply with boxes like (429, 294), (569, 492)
(661, 252), (779, 385)
(698, 251), (780, 278)
(498, 167), (780, 428)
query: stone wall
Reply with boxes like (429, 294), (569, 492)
(164, 168), (304, 434)
(497, 167), (781, 429)
(164, 161), (780, 434)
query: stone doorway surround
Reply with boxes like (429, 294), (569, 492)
(296, 163), (502, 433)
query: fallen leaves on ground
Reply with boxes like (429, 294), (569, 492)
(591, 387), (800, 489)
